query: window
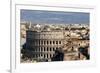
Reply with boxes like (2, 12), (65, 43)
(50, 41), (52, 44)
(40, 54), (41, 57)
(53, 41), (55, 44)
(50, 54), (52, 58)
(59, 41), (61, 44)
(44, 47), (45, 51)
(56, 41), (58, 44)
(53, 48), (55, 51)
(41, 40), (43, 44)
(56, 47), (58, 50)
(72, 47), (74, 51)
(39, 40), (40, 45)
(50, 48), (52, 51)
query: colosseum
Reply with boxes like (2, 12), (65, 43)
(25, 30), (64, 62)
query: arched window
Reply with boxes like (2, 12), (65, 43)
(53, 41), (55, 44)
(50, 48), (52, 51)
(59, 41), (61, 44)
(56, 47), (58, 50)
(72, 47), (74, 51)
(38, 40), (40, 45)
(50, 41), (52, 44)
(53, 48), (55, 51)
(44, 47), (45, 51)
(40, 54), (41, 57)
(56, 41), (58, 44)
(41, 54), (42, 57)
(41, 40), (43, 44)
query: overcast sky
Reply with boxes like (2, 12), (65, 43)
(20, 9), (89, 24)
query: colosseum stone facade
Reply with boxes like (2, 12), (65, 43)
(26, 30), (64, 62)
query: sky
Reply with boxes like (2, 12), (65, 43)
(20, 9), (90, 24)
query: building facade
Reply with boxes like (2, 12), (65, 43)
(26, 30), (64, 61)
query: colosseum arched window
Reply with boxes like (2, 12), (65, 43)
(50, 41), (52, 44)
(50, 48), (52, 51)
(53, 48), (54, 51)
(44, 47), (45, 51)
(41, 40), (43, 45)
(53, 41), (55, 44)
(59, 41), (61, 44)
(47, 41), (48, 44)
(56, 47), (58, 50)
(39, 54), (41, 57)
(41, 54), (42, 57)
(56, 41), (58, 44)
